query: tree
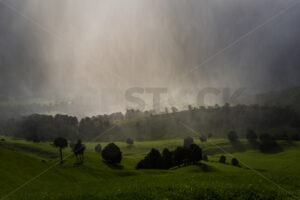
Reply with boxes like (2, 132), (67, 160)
(102, 143), (122, 164)
(219, 155), (226, 163)
(162, 148), (173, 169)
(246, 129), (257, 142)
(95, 144), (102, 153)
(232, 158), (239, 167)
(189, 144), (202, 164)
(54, 137), (68, 164)
(136, 148), (162, 169)
(173, 147), (186, 166)
(228, 131), (238, 142)
(184, 136), (194, 147)
(126, 138), (134, 145)
(73, 140), (86, 163)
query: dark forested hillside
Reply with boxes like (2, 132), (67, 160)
(1, 104), (300, 142)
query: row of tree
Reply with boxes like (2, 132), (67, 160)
(136, 144), (202, 169)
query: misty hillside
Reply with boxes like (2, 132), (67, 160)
(255, 87), (300, 109)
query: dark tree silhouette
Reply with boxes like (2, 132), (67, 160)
(162, 148), (173, 169)
(189, 144), (202, 164)
(184, 137), (194, 147)
(136, 148), (162, 169)
(95, 144), (102, 153)
(102, 143), (122, 164)
(54, 137), (68, 164)
(232, 158), (239, 167)
(126, 138), (134, 145)
(228, 131), (238, 142)
(73, 140), (86, 163)
(219, 155), (226, 163)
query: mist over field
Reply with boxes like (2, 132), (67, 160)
(1, 0), (300, 114)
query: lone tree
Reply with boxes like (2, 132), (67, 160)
(228, 131), (238, 142)
(54, 137), (68, 164)
(102, 143), (122, 164)
(232, 158), (240, 167)
(95, 144), (102, 153)
(219, 155), (226, 163)
(126, 138), (134, 145)
(246, 129), (257, 142)
(184, 137), (194, 147)
(73, 140), (86, 163)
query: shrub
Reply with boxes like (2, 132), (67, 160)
(95, 144), (102, 153)
(228, 131), (238, 142)
(102, 143), (122, 164)
(200, 136), (207, 142)
(184, 137), (194, 147)
(232, 158), (239, 167)
(219, 155), (226, 163)
(126, 138), (134, 145)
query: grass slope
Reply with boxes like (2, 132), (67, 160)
(0, 138), (299, 200)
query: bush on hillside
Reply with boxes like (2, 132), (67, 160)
(102, 143), (122, 164)
(231, 158), (240, 167)
(219, 155), (226, 163)
(126, 138), (134, 145)
(95, 144), (102, 153)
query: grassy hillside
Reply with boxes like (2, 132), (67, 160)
(0, 138), (299, 199)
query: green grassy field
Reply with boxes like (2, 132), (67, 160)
(0, 137), (300, 200)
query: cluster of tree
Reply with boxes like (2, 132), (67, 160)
(53, 137), (86, 164)
(136, 144), (202, 170)
(16, 114), (78, 142)
(100, 104), (300, 141)
(1, 114), (113, 142)
(245, 129), (285, 152)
